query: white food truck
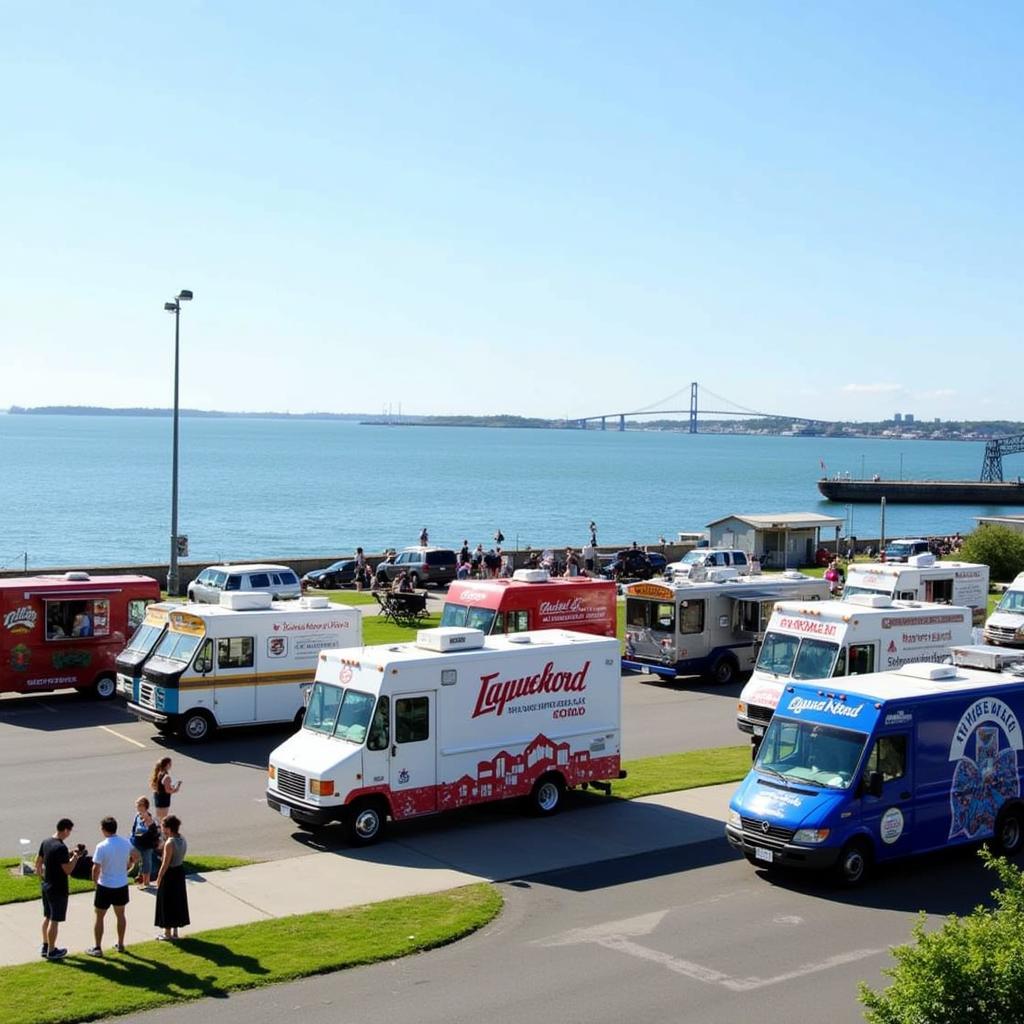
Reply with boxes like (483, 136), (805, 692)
(266, 627), (623, 843)
(736, 596), (974, 739)
(621, 570), (830, 683)
(843, 555), (989, 624)
(129, 594), (361, 741)
(984, 571), (1024, 648)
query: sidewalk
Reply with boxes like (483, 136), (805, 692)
(0, 784), (733, 967)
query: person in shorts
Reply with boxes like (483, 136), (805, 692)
(88, 817), (139, 956)
(35, 818), (85, 961)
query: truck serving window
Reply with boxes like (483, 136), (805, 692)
(45, 599), (110, 640)
(756, 718), (867, 789)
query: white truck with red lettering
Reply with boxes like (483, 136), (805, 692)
(736, 595), (973, 739)
(843, 555), (989, 625)
(266, 627), (623, 844)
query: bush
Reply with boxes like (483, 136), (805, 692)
(958, 525), (1024, 583)
(859, 851), (1024, 1023)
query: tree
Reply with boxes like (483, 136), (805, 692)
(859, 852), (1024, 1023)
(958, 525), (1024, 583)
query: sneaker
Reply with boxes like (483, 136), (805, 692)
(155, 934), (171, 941)
(47, 948), (68, 961)
(86, 946), (103, 957)
(115, 944), (125, 953)
(40, 944), (49, 959)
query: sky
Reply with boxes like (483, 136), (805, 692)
(2, 2), (1021, 422)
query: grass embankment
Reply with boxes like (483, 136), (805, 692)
(613, 745), (750, 799)
(0, 884), (500, 1024)
(0, 857), (250, 907)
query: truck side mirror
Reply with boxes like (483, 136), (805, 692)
(864, 770), (883, 798)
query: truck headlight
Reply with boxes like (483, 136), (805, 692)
(310, 779), (335, 796)
(728, 809), (742, 828)
(268, 764), (276, 780)
(793, 827), (831, 844)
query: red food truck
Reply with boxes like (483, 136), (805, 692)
(0, 572), (160, 699)
(440, 570), (617, 637)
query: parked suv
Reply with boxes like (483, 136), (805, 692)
(883, 538), (931, 562)
(187, 563), (302, 603)
(375, 548), (458, 589)
(664, 548), (750, 580)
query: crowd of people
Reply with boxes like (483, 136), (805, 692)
(35, 757), (190, 960)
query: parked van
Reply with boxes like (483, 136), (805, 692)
(736, 596), (974, 738)
(266, 627), (623, 843)
(984, 571), (1024, 647)
(115, 602), (176, 701)
(622, 571), (830, 683)
(727, 648), (1024, 885)
(440, 570), (617, 637)
(844, 555), (989, 624)
(129, 593), (361, 741)
(0, 573), (159, 698)
(187, 563), (302, 603)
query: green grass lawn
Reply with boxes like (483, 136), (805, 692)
(0, 884), (501, 1024)
(0, 856), (250, 908)
(613, 745), (750, 799)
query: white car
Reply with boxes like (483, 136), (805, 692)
(664, 548), (753, 580)
(187, 563), (302, 603)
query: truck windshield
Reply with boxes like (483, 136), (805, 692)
(756, 633), (840, 679)
(755, 717), (866, 789)
(303, 683), (376, 743)
(996, 590), (1024, 614)
(124, 622), (165, 658)
(152, 630), (202, 665)
(440, 603), (497, 633)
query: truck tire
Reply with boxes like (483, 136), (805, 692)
(92, 674), (117, 701)
(709, 656), (737, 686)
(994, 807), (1024, 856)
(528, 773), (566, 816)
(346, 799), (387, 846)
(835, 838), (872, 887)
(180, 710), (215, 743)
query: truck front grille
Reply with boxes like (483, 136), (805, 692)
(276, 768), (306, 800)
(747, 704), (773, 723)
(985, 626), (1022, 646)
(740, 817), (795, 846)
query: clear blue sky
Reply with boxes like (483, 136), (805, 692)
(2, 2), (1020, 421)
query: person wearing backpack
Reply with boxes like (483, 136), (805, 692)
(130, 797), (159, 889)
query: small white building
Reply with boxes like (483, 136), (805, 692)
(706, 512), (844, 569)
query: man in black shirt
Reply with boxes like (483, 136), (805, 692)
(34, 818), (85, 961)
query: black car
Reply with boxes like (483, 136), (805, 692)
(302, 559), (359, 589)
(601, 550), (667, 581)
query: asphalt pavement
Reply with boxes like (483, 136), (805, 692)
(0, 784), (732, 966)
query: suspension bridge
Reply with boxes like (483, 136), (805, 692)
(574, 382), (832, 433)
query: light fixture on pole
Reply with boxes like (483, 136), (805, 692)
(165, 289), (193, 597)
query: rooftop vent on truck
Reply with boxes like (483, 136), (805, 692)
(416, 627), (486, 653)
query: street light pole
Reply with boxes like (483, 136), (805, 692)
(165, 290), (193, 596)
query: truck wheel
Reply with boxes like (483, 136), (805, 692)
(836, 838), (872, 887)
(346, 800), (387, 846)
(995, 808), (1024, 856)
(92, 674), (117, 701)
(180, 710), (215, 743)
(709, 656), (737, 686)
(528, 773), (566, 816)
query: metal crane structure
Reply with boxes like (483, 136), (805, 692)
(980, 434), (1024, 482)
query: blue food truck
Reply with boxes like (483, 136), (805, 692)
(726, 650), (1024, 884)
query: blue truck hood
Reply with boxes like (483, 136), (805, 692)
(730, 771), (848, 830)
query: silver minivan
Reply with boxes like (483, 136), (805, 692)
(187, 563), (302, 603)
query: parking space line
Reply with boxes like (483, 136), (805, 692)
(98, 725), (147, 749)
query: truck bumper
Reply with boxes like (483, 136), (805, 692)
(735, 716), (770, 737)
(725, 824), (840, 870)
(127, 702), (172, 727)
(622, 658), (680, 678)
(266, 790), (340, 826)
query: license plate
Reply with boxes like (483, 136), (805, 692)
(754, 846), (774, 863)
(278, 804), (291, 819)
(753, 725), (765, 736)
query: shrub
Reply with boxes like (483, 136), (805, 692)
(859, 851), (1024, 1023)
(958, 525), (1024, 583)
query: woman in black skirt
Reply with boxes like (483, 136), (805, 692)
(154, 815), (190, 940)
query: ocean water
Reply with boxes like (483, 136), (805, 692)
(0, 414), (1007, 569)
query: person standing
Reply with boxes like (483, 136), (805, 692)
(354, 547), (367, 592)
(154, 815), (190, 941)
(130, 797), (159, 888)
(419, 527), (429, 547)
(150, 757), (182, 822)
(589, 521), (598, 546)
(35, 817), (84, 961)
(88, 817), (139, 956)
(582, 538), (596, 574)
(493, 528), (504, 546)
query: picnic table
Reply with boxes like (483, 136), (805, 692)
(374, 588), (429, 627)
